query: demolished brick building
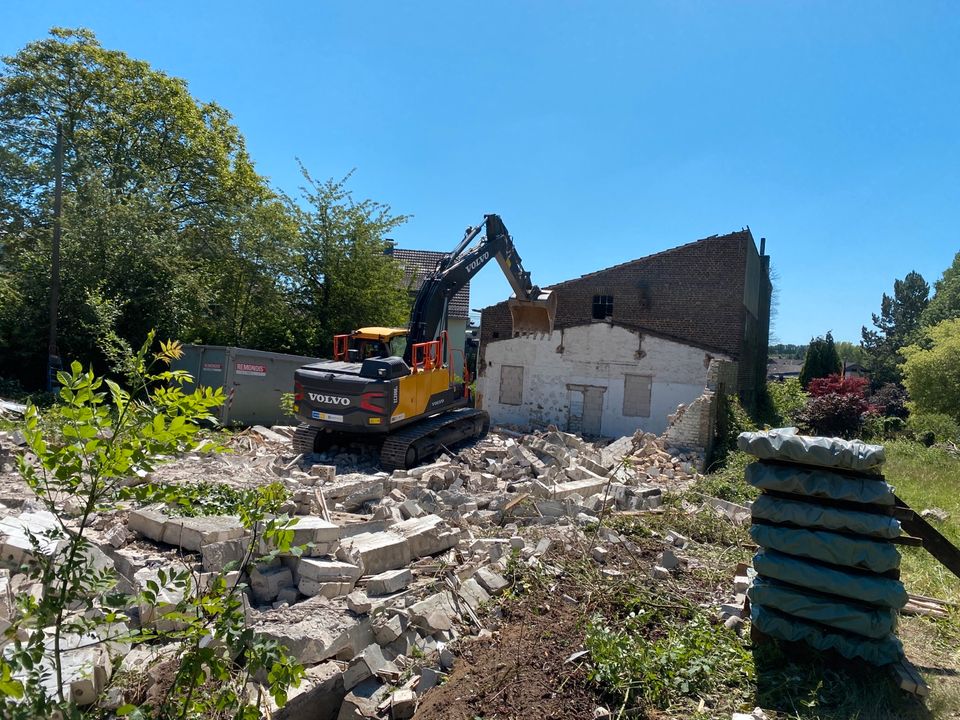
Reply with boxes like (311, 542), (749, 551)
(477, 229), (772, 452)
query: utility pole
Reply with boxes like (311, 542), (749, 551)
(47, 122), (63, 391)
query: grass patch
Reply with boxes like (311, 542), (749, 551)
(694, 450), (761, 504)
(884, 440), (960, 603)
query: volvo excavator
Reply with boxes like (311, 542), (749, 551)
(291, 214), (557, 470)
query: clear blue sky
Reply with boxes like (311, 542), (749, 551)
(3, 2), (959, 344)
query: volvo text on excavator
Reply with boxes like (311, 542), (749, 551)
(291, 214), (556, 469)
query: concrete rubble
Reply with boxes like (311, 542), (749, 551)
(0, 421), (715, 716)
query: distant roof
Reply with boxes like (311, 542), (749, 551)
(388, 247), (470, 318)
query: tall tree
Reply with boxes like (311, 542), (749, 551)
(799, 332), (842, 388)
(901, 318), (960, 422)
(0, 28), (285, 384)
(921, 251), (960, 328)
(287, 168), (412, 356)
(860, 270), (929, 385)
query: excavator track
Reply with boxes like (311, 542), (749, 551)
(292, 424), (322, 455)
(380, 408), (490, 471)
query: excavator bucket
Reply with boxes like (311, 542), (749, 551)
(508, 290), (558, 336)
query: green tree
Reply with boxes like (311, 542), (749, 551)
(799, 332), (842, 388)
(901, 317), (960, 422)
(860, 271), (929, 385)
(0, 28), (289, 385)
(834, 340), (867, 367)
(288, 168), (411, 356)
(921, 251), (960, 328)
(800, 331), (843, 389)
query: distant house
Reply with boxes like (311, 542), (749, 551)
(386, 246), (470, 375)
(767, 359), (803, 381)
(844, 362), (869, 379)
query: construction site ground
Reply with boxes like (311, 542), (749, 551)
(0, 416), (958, 720)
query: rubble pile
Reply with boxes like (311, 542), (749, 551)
(0, 422), (710, 717)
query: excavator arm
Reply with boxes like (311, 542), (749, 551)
(403, 214), (556, 363)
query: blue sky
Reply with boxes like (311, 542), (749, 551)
(3, 2), (959, 344)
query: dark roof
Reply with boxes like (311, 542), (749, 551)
(388, 247), (470, 319)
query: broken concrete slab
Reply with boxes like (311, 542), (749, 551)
(407, 591), (459, 633)
(366, 568), (412, 596)
(255, 597), (374, 665)
(200, 536), (251, 573)
(297, 559), (363, 598)
(373, 613), (407, 644)
(390, 688), (417, 719)
(161, 514), (246, 552)
(337, 532), (411, 576)
(251, 565), (295, 604)
(342, 643), (399, 691)
(391, 515), (460, 559)
(274, 661), (345, 720)
(0, 510), (66, 566)
(457, 577), (490, 611)
(474, 566), (508, 595)
(337, 677), (388, 720)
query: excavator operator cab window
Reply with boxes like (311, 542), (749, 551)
(387, 335), (408, 359)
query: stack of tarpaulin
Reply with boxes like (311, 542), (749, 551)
(739, 428), (907, 666)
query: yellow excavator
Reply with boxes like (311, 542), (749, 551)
(291, 214), (556, 469)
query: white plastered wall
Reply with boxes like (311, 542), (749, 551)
(478, 323), (730, 437)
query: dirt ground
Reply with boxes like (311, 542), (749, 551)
(415, 596), (601, 720)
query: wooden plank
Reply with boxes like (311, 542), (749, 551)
(896, 495), (960, 580)
(901, 601), (948, 618)
(891, 660), (918, 694)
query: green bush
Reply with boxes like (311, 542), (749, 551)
(710, 394), (756, 469)
(766, 378), (808, 426)
(906, 413), (960, 445)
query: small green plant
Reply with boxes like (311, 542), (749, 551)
(279, 391), (296, 419)
(586, 610), (753, 710)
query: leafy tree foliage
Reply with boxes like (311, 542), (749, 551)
(860, 271), (929, 385)
(0, 29), (414, 388)
(287, 168), (411, 356)
(799, 332), (842, 388)
(921, 251), (960, 328)
(868, 383), (909, 419)
(766, 378), (808, 426)
(901, 317), (960, 422)
(806, 374), (869, 399)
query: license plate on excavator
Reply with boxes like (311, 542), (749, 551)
(311, 410), (344, 422)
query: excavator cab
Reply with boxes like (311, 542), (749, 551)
(334, 327), (409, 363)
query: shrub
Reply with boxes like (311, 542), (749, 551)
(807, 374), (869, 399)
(869, 383), (909, 418)
(795, 392), (870, 439)
(901, 317), (960, 422)
(906, 413), (960, 445)
(766, 378), (808, 426)
(710, 394), (756, 468)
